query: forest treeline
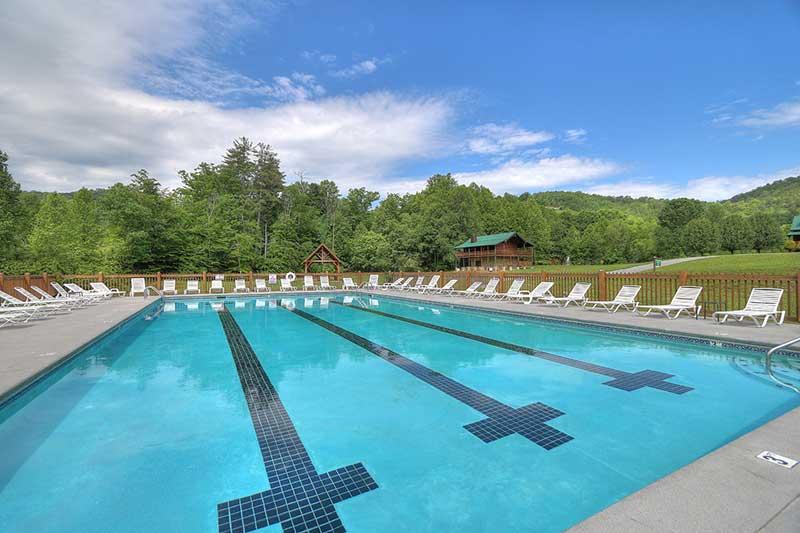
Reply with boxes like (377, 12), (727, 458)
(0, 138), (794, 274)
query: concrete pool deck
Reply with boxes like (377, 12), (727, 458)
(1, 290), (798, 531)
(0, 296), (156, 402)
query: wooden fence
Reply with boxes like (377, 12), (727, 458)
(2, 270), (799, 321)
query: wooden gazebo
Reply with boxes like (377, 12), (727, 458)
(303, 243), (342, 273)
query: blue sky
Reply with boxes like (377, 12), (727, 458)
(2, 1), (800, 199)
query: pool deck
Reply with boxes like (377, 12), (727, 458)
(1, 290), (798, 531)
(370, 288), (800, 533)
(0, 296), (155, 403)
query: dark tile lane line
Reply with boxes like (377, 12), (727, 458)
(330, 300), (693, 395)
(217, 307), (377, 533)
(287, 306), (573, 451)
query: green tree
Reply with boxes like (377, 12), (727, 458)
(719, 214), (754, 253)
(0, 150), (22, 267)
(347, 230), (392, 271)
(681, 217), (720, 255)
(750, 213), (783, 253)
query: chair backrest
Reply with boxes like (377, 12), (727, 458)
(187, 280), (199, 290)
(427, 275), (440, 287)
(280, 278), (293, 289)
(567, 282), (591, 298)
(15, 287), (39, 301)
(464, 281), (481, 293)
(51, 282), (69, 297)
(0, 290), (24, 304)
(131, 278), (146, 291)
(89, 282), (106, 293)
(669, 286), (703, 307)
(343, 277), (355, 288)
(506, 278), (524, 295)
(255, 278), (266, 288)
(163, 279), (176, 290)
(399, 278), (413, 288)
(65, 283), (84, 293)
(304, 275), (314, 287)
(235, 279), (246, 289)
(368, 274), (379, 286)
(414, 276), (424, 286)
(531, 282), (554, 298)
(613, 285), (641, 303)
(320, 275), (330, 286)
(441, 279), (458, 290)
(210, 279), (223, 290)
(743, 288), (783, 312)
(31, 286), (54, 299)
(483, 278), (500, 293)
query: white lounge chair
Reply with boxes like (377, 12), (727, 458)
(280, 278), (297, 292)
(254, 279), (270, 293)
(90, 282), (124, 297)
(416, 275), (441, 293)
(540, 282), (591, 307)
(161, 280), (177, 295)
(0, 290), (65, 317)
(184, 280), (200, 294)
(473, 278), (500, 298)
(637, 286), (703, 319)
(303, 275), (316, 291)
(516, 282), (555, 304)
(361, 275), (379, 289)
(130, 278), (147, 297)
(454, 281), (482, 297)
(583, 285), (641, 313)
(381, 277), (405, 290)
(234, 279), (249, 293)
(713, 288), (785, 327)
(342, 277), (357, 290)
(31, 285), (88, 308)
(16, 287), (80, 311)
(209, 279), (225, 293)
(0, 308), (34, 327)
(427, 279), (458, 295)
(403, 276), (424, 291)
(394, 278), (413, 291)
(494, 278), (526, 301)
(65, 282), (108, 300)
(319, 275), (335, 290)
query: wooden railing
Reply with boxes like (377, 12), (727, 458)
(2, 270), (799, 321)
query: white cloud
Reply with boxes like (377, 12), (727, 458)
(331, 57), (389, 78)
(466, 123), (554, 155)
(302, 50), (337, 64)
(586, 166), (800, 201)
(454, 155), (622, 193)
(563, 128), (587, 143)
(739, 100), (800, 128)
(0, 0), (454, 191)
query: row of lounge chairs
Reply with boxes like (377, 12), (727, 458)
(142, 275), (379, 296)
(0, 282), (118, 327)
(379, 276), (786, 328)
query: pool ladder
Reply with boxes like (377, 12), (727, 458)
(766, 336), (800, 394)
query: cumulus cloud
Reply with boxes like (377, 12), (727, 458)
(454, 155), (622, 193)
(0, 0), (454, 191)
(466, 123), (554, 155)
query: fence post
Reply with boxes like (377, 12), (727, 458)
(249, 271), (254, 286)
(42, 272), (49, 291)
(0, 272), (4, 293)
(24, 272), (30, 290)
(202, 271), (207, 292)
(466, 270), (472, 290)
(499, 271), (506, 291)
(598, 270), (607, 301)
(678, 271), (688, 286)
(156, 272), (162, 287)
(796, 272), (800, 321)
(98, 271), (104, 283)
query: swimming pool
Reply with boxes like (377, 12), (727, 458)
(1, 294), (798, 532)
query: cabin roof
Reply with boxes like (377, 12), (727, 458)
(454, 231), (532, 249)
(788, 215), (800, 236)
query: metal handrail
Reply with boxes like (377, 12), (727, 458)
(766, 336), (800, 393)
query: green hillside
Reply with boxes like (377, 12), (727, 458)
(724, 175), (800, 220)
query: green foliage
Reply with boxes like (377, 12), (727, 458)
(2, 144), (798, 275)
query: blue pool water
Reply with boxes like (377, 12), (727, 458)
(1, 294), (799, 532)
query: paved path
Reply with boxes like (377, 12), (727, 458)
(611, 255), (716, 273)
(0, 296), (155, 402)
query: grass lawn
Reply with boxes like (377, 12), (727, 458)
(658, 253), (800, 275)
(518, 262), (641, 273)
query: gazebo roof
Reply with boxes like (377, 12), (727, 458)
(302, 243), (341, 270)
